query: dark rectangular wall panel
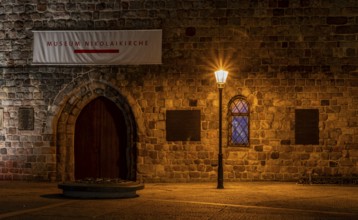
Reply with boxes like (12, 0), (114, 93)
(18, 108), (34, 130)
(295, 109), (319, 145)
(166, 110), (201, 141)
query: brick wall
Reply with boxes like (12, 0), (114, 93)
(0, 0), (357, 181)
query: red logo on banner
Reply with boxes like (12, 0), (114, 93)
(74, 49), (119, 54)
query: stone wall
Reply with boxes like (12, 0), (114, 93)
(0, 0), (357, 182)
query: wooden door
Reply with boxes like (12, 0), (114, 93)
(74, 97), (127, 180)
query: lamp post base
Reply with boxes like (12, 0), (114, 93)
(217, 153), (224, 189)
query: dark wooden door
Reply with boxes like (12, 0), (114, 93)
(75, 97), (127, 180)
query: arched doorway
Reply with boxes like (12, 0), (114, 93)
(74, 96), (128, 180)
(53, 81), (140, 182)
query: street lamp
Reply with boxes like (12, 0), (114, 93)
(214, 70), (228, 189)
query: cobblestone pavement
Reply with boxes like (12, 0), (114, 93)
(0, 181), (357, 220)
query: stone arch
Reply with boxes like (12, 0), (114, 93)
(50, 78), (142, 181)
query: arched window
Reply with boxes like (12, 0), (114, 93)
(228, 96), (249, 146)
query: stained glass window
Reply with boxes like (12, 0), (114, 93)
(228, 96), (249, 146)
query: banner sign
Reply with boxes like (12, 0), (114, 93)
(32, 30), (162, 65)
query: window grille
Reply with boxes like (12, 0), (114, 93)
(228, 96), (249, 146)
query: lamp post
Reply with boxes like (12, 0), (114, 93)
(214, 70), (228, 189)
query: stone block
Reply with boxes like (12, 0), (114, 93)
(27, 156), (36, 163)
(350, 149), (358, 158)
(227, 151), (244, 160)
(271, 151), (280, 159)
(326, 17), (348, 25)
(148, 151), (158, 160)
(0, 148), (7, 155)
(300, 153), (310, 160)
(254, 145), (263, 152)
(189, 171), (200, 178)
(263, 145), (273, 151)
(197, 151), (209, 159)
(233, 165), (245, 172)
(329, 161), (338, 167)
(267, 165), (281, 173)
(248, 152), (258, 160)
(280, 140), (291, 145)
(335, 25), (358, 34)
(261, 173), (275, 180)
(138, 164), (154, 174)
(330, 152), (342, 160)
(350, 80), (358, 87)
(339, 158), (354, 167)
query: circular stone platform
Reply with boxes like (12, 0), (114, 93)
(58, 178), (144, 199)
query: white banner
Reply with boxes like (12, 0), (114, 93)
(32, 30), (162, 65)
